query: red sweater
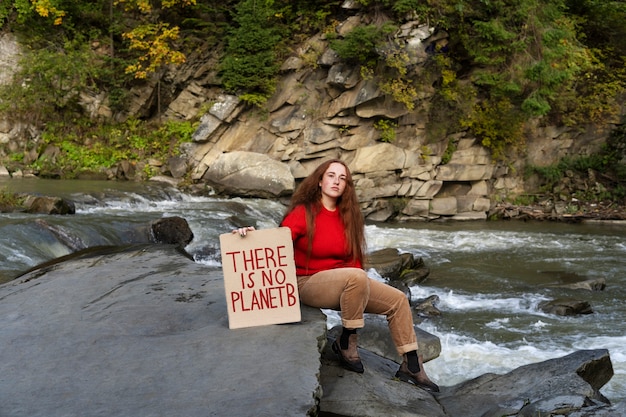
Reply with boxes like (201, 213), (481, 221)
(281, 204), (362, 275)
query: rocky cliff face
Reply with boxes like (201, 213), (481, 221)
(170, 14), (613, 222)
(0, 10), (621, 221)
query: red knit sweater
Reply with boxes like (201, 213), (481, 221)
(281, 204), (362, 275)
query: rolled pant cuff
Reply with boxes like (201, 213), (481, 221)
(341, 318), (365, 329)
(396, 342), (419, 356)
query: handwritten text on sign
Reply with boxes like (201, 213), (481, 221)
(219, 227), (301, 329)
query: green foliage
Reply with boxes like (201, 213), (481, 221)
(0, 1), (139, 121)
(389, 0), (420, 15)
(553, 48), (626, 126)
(520, 93), (552, 116)
(602, 123), (626, 181)
(423, 52), (476, 140)
(270, 0), (339, 36)
(567, 0), (626, 60)
(219, 0), (282, 98)
(379, 77), (418, 110)
(329, 21), (427, 110)
(0, 0), (240, 119)
(407, 0), (623, 127)
(353, 0), (421, 17)
(388, 197), (408, 216)
(329, 23), (397, 65)
(511, 194), (538, 206)
(373, 119), (397, 143)
(0, 42), (98, 122)
(465, 19), (521, 66)
(0, 187), (25, 210)
(29, 118), (196, 179)
(526, 163), (564, 185)
(461, 98), (525, 160)
(123, 23), (187, 79)
(0, 1), (12, 22)
(441, 139), (457, 165)
(239, 93), (269, 107)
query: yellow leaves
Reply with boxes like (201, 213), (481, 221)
(384, 49), (410, 77)
(24, 0), (192, 79)
(123, 23), (186, 79)
(115, 0), (196, 13)
(441, 69), (456, 87)
(433, 68), (459, 102)
(360, 66), (374, 81)
(162, 0), (195, 8)
(379, 78), (417, 111)
(133, 0), (151, 13)
(113, 0), (195, 79)
(31, 0), (66, 24)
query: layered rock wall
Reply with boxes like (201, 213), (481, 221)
(172, 13), (612, 221)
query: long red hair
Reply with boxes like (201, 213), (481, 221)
(282, 159), (366, 265)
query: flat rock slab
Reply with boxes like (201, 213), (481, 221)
(0, 245), (326, 417)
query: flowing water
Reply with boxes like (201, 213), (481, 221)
(2, 178), (625, 402)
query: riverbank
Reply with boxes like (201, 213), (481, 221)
(489, 200), (626, 222)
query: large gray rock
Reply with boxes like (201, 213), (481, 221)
(0, 245), (325, 417)
(319, 340), (448, 417)
(327, 63), (361, 89)
(437, 349), (613, 417)
(0, 245), (618, 417)
(349, 143), (419, 173)
(202, 151), (295, 198)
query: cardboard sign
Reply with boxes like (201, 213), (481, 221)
(219, 227), (301, 329)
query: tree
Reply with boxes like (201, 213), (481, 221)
(219, 0), (282, 103)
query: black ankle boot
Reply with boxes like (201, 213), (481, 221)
(395, 354), (440, 393)
(331, 333), (364, 373)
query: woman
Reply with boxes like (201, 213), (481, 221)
(235, 159), (439, 392)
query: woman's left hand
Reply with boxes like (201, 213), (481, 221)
(232, 226), (255, 237)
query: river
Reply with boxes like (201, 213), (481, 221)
(1, 178), (625, 403)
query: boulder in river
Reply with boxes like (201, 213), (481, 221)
(150, 215), (194, 246)
(24, 194), (76, 214)
(539, 298), (594, 316)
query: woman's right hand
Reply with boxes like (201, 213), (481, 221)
(232, 226), (255, 237)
